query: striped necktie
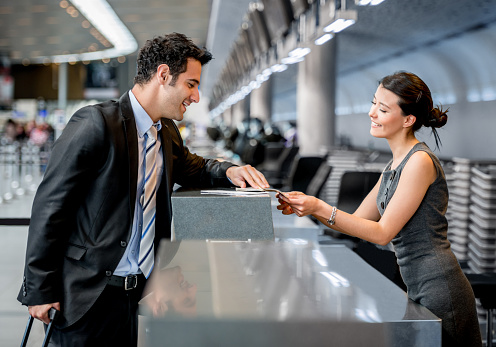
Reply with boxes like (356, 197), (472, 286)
(139, 125), (158, 278)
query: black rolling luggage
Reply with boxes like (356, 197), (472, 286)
(20, 307), (60, 347)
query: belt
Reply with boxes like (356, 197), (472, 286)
(108, 274), (145, 291)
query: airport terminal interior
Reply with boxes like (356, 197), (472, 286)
(1, 0), (496, 346)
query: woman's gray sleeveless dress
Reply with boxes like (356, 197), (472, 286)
(377, 142), (481, 347)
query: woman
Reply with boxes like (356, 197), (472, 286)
(277, 72), (482, 346)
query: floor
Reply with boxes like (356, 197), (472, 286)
(0, 193), (46, 346)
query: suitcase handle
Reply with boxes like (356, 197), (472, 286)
(21, 307), (60, 347)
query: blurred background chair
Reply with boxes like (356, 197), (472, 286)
(465, 272), (496, 347)
(336, 171), (381, 213)
(259, 146), (299, 188)
(280, 154), (328, 192)
(259, 142), (286, 171)
(306, 162), (333, 199)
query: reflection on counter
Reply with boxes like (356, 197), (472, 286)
(141, 265), (197, 318)
(141, 240), (441, 347)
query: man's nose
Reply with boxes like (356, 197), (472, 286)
(191, 88), (200, 103)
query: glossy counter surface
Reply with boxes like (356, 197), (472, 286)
(141, 240), (441, 347)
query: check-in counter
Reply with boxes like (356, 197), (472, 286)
(140, 240), (441, 347)
(171, 188), (274, 240)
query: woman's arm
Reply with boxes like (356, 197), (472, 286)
(352, 175), (383, 221)
(280, 175), (382, 226)
(278, 151), (436, 245)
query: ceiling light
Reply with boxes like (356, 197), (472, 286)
(324, 10), (357, 33)
(256, 73), (269, 83)
(71, 0), (137, 53)
(262, 68), (273, 77)
(32, 0), (137, 64)
(288, 47), (311, 58)
(281, 56), (305, 64)
(249, 80), (260, 89)
(271, 64), (288, 73)
(282, 47), (311, 65)
(315, 33), (334, 46)
(324, 18), (355, 33)
(356, 0), (386, 5)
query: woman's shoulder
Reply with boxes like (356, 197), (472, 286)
(405, 142), (438, 166)
(403, 149), (437, 184)
(408, 149), (435, 167)
(411, 142), (438, 158)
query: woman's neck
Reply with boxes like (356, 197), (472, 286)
(387, 135), (419, 169)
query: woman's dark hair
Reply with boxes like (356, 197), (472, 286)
(134, 32), (213, 86)
(380, 71), (448, 149)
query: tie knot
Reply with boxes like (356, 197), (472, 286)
(147, 125), (158, 141)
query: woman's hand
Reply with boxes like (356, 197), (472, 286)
(276, 191), (323, 217)
(276, 192), (295, 215)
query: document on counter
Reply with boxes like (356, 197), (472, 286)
(200, 188), (288, 199)
(236, 187), (289, 199)
(200, 189), (267, 196)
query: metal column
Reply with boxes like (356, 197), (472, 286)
(296, 38), (337, 155)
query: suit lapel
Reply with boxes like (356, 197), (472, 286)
(119, 93), (139, 217)
(156, 119), (173, 239)
(159, 119), (172, 192)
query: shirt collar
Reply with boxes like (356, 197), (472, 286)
(128, 90), (162, 138)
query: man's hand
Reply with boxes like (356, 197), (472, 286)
(226, 165), (269, 189)
(28, 302), (61, 324)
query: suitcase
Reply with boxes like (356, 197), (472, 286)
(21, 307), (60, 347)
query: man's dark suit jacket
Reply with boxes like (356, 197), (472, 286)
(18, 92), (235, 328)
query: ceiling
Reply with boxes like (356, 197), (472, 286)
(267, 0), (496, 118)
(0, 0), (211, 61)
(1, 0), (496, 103)
(336, 0), (496, 74)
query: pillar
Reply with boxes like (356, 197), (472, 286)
(231, 96), (249, 128)
(57, 62), (68, 111)
(250, 78), (273, 123)
(296, 38), (337, 155)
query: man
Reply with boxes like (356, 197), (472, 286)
(18, 33), (269, 346)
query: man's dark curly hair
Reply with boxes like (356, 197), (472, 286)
(134, 32), (213, 86)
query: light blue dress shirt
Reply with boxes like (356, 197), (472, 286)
(114, 90), (163, 276)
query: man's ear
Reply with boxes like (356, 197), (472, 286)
(404, 114), (416, 128)
(156, 64), (171, 84)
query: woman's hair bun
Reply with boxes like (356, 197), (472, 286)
(427, 106), (448, 128)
